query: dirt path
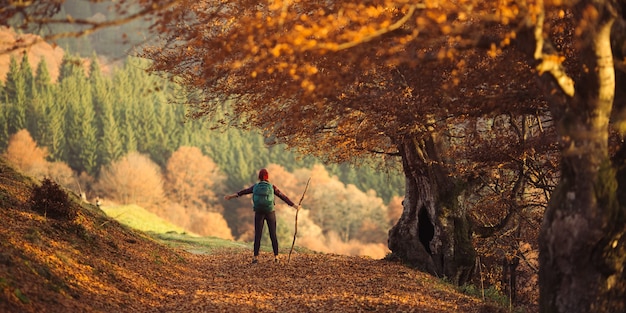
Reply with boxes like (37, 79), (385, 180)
(1, 211), (495, 313)
(138, 251), (488, 313)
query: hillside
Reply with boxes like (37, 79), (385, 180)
(0, 27), (64, 83)
(0, 158), (504, 313)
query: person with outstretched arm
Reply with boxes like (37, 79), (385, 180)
(224, 168), (299, 264)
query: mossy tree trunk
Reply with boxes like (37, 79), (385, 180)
(388, 135), (476, 285)
(538, 4), (626, 312)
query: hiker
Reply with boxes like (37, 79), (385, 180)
(224, 168), (299, 264)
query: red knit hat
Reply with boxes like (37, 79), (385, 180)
(258, 168), (269, 181)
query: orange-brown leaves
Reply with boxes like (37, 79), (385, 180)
(93, 152), (165, 210)
(2, 129), (48, 176)
(2, 130), (75, 190)
(164, 146), (226, 213)
(495, 2), (520, 25)
(0, 188), (497, 313)
(142, 0), (554, 167)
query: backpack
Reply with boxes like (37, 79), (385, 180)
(252, 181), (275, 212)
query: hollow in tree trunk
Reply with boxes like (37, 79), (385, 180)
(388, 135), (476, 285)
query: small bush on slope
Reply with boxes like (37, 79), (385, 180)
(29, 178), (76, 220)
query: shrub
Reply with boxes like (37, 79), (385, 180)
(30, 178), (77, 220)
(165, 146), (225, 213)
(94, 152), (165, 210)
(2, 129), (48, 176)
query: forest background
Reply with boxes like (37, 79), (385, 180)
(0, 26), (405, 260)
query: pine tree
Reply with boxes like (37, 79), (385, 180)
(58, 53), (86, 84)
(95, 57), (124, 167)
(146, 91), (171, 167)
(0, 83), (8, 151)
(32, 58), (56, 151)
(35, 58), (52, 92)
(46, 98), (67, 162)
(33, 85), (56, 152)
(123, 121), (137, 153)
(5, 56), (27, 134)
(121, 57), (166, 159)
(19, 53), (34, 99)
(89, 55), (120, 169)
(100, 108), (123, 166)
(19, 53), (40, 139)
(111, 59), (136, 156)
(88, 55), (107, 124)
(155, 92), (179, 163)
(61, 63), (98, 175)
(169, 96), (188, 147)
(135, 93), (159, 153)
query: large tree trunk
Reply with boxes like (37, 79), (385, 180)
(388, 135), (476, 285)
(539, 5), (626, 312)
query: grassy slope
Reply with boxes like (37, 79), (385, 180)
(100, 205), (191, 235)
(0, 158), (506, 312)
(100, 204), (255, 255)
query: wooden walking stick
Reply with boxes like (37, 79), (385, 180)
(288, 177), (311, 263)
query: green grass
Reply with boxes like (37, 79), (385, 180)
(100, 204), (315, 256)
(100, 204), (251, 254)
(14, 288), (29, 304)
(457, 282), (517, 311)
(151, 232), (250, 254)
(100, 205), (191, 235)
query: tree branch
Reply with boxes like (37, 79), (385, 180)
(1, 0), (180, 55)
(316, 4), (421, 52)
(527, 0), (575, 97)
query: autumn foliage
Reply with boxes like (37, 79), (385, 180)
(2, 129), (48, 177)
(162, 201), (233, 239)
(164, 146), (225, 213)
(2, 129), (75, 190)
(93, 152), (165, 209)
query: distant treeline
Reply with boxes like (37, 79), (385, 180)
(0, 53), (403, 202)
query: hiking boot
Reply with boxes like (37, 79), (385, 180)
(274, 256), (280, 263)
(252, 258), (258, 264)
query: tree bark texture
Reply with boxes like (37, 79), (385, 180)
(539, 4), (626, 312)
(388, 135), (476, 285)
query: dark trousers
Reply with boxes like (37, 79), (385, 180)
(254, 211), (278, 256)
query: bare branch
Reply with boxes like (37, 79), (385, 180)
(1, 0), (181, 55)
